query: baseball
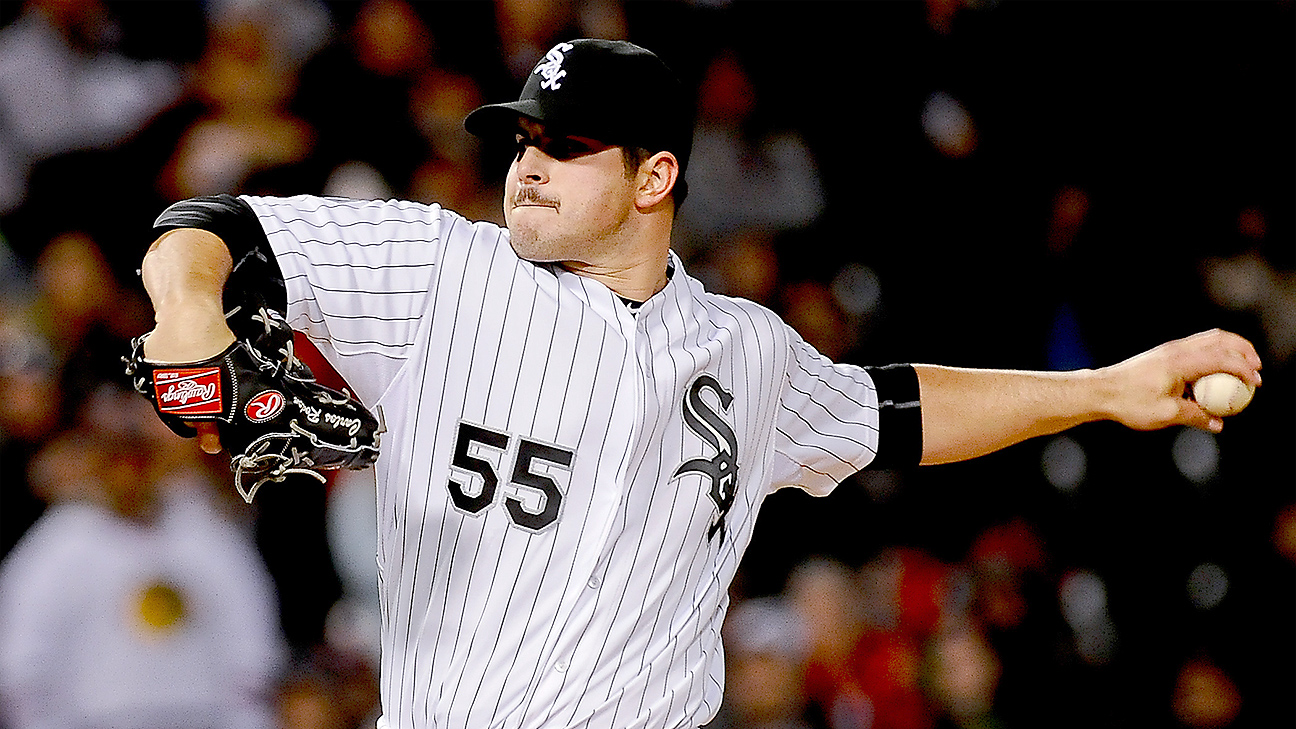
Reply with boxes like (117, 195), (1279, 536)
(1191, 373), (1255, 417)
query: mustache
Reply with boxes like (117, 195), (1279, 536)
(513, 186), (559, 208)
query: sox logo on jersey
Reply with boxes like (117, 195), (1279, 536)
(673, 373), (739, 543)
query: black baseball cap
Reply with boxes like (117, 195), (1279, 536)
(464, 39), (693, 200)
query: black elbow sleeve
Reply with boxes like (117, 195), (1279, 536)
(863, 364), (923, 469)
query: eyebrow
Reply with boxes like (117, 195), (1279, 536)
(514, 129), (609, 159)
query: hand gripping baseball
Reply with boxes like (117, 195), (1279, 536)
(126, 307), (381, 502)
(1098, 328), (1262, 433)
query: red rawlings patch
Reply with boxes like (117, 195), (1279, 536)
(153, 367), (223, 416)
(245, 390), (285, 423)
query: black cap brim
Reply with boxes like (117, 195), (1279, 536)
(464, 98), (630, 147)
(463, 100), (546, 140)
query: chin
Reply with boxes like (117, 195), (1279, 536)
(507, 229), (560, 263)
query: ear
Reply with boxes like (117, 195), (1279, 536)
(634, 152), (680, 211)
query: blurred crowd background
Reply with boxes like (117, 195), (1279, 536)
(0, 1), (1292, 728)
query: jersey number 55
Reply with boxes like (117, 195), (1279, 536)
(447, 422), (574, 532)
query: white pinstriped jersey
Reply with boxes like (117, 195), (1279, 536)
(241, 194), (885, 729)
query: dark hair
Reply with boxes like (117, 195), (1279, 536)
(620, 146), (651, 176)
(621, 146), (687, 208)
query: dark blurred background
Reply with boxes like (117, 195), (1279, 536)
(0, 2), (1291, 729)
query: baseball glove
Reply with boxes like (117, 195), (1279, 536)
(125, 307), (381, 503)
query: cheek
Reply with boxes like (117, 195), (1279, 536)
(502, 170), (517, 226)
(503, 162), (517, 197)
(572, 173), (631, 221)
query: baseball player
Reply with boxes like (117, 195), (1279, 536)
(135, 39), (1261, 729)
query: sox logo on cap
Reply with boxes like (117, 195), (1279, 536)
(535, 42), (575, 90)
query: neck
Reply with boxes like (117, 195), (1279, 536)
(562, 212), (674, 301)
(560, 250), (670, 302)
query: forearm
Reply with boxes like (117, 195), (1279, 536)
(914, 364), (1110, 465)
(140, 228), (236, 362)
(912, 329), (1263, 465)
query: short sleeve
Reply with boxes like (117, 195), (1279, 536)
(770, 332), (922, 495)
(770, 334), (881, 495)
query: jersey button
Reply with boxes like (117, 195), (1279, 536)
(554, 660), (569, 673)
(587, 576), (601, 589)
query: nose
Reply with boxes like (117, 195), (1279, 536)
(514, 144), (549, 185)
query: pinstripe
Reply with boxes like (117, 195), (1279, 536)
(467, 294), (605, 725)
(648, 280), (723, 719)
(790, 360), (877, 409)
(261, 195), (428, 215)
(576, 302), (681, 726)
(423, 227), (512, 724)
(511, 279), (632, 726)
(785, 378), (879, 424)
(777, 403), (873, 457)
(487, 301), (594, 722)
(242, 194), (887, 729)
(449, 266), (562, 724)
(615, 295), (700, 726)
(281, 277), (428, 295)
(671, 301), (745, 722)
(270, 236), (437, 247)
(649, 291), (717, 722)
(292, 309), (417, 324)
(691, 298), (767, 720)
(277, 251), (436, 269)
(272, 237), (448, 246)
(401, 214), (473, 729)
(298, 330), (409, 359)
(374, 213), (448, 727)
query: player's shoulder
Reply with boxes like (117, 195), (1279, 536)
(239, 194), (510, 247)
(239, 194), (448, 223)
(678, 263), (784, 323)
(696, 287), (782, 324)
(679, 270), (795, 342)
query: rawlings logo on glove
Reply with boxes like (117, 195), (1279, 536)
(125, 307), (381, 502)
(156, 369), (222, 412)
(246, 391), (286, 422)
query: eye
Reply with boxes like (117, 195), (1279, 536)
(547, 138), (591, 160)
(513, 132), (596, 161)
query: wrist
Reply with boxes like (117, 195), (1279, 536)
(144, 303), (235, 363)
(1081, 366), (1122, 423)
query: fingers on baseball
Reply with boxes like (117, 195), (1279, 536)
(1179, 329), (1263, 387)
(1178, 398), (1224, 434)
